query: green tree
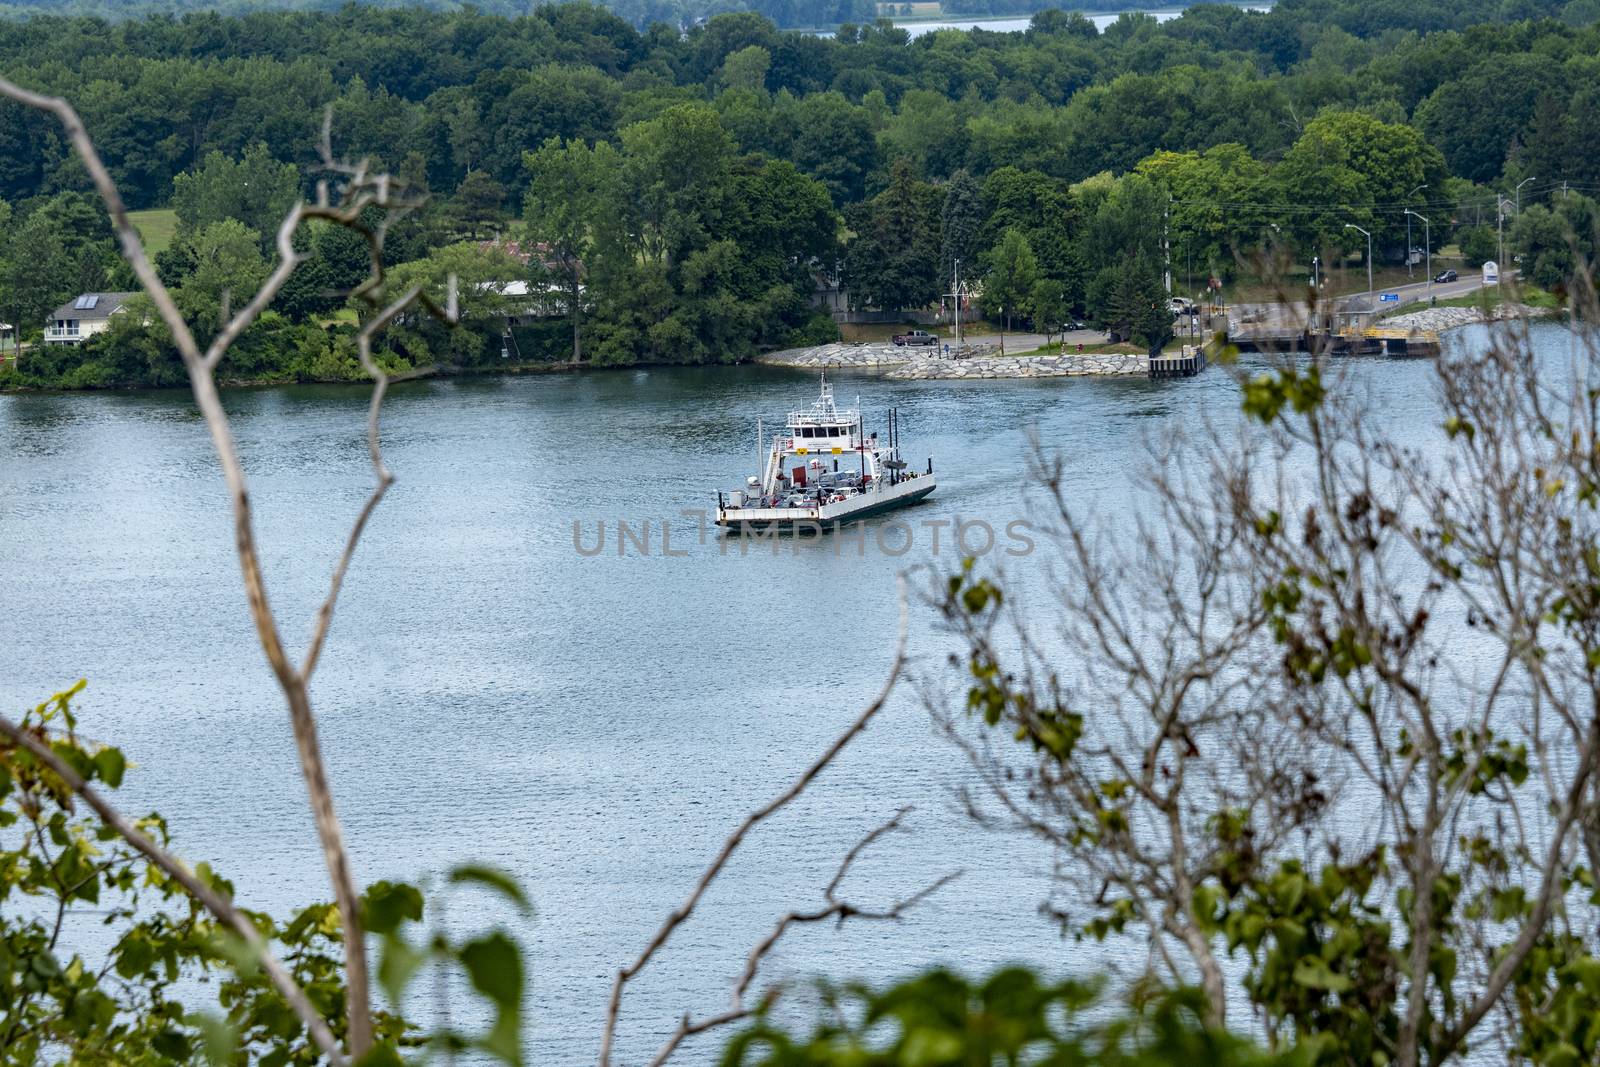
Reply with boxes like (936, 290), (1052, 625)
(1456, 224), (1498, 267)
(523, 137), (625, 363)
(1510, 193), (1598, 293)
(1029, 277), (1069, 348)
(842, 159), (941, 312)
(719, 45), (772, 93)
(934, 319), (1600, 1067)
(384, 241), (527, 365)
(1137, 144), (1272, 286)
(170, 143), (301, 245)
(1415, 54), (1565, 183)
(483, 65), (622, 189)
(779, 91), (877, 207)
(620, 104), (736, 269)
(938, 168), (983, 295)
(982, 228), (1040, 350)
(716, 158), (841, 347)
(451, 170), (508, 241)
(1081, 171), (1165, 318)
(175, 219), (269, 318)
(1, 210), (78, 339)
(1273, 111), (1447, 261)
(1090, 253), (1168, 350)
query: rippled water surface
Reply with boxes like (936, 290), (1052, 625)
(0, 328), (1554, 1061)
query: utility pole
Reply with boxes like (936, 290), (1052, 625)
(1406, 210), (1430, 294)
(1406, 183), (1427, 279)
(1497, 195), (1507, 281)
(1163, 195), (1172, 296)
(1344, 223), (1372, 299)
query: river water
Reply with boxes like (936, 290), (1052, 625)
(874, 2), (1271, 38)
(0, 328), (1544, 1061)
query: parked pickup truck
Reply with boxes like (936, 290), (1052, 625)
(892, 329), (939, 347)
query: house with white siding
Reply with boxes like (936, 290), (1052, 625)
(45, 292), (137, 344)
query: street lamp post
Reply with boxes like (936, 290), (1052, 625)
(1344, 223), (1372, 299)
(1516, 175), (1536, 215)
(1406, 183), (1427, 279)
(1405, 210), (1430, 293)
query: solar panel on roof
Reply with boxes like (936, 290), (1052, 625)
(73, 295), (99, 310)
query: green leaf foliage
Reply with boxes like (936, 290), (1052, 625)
(0, 682), (529, 1067)
(722, 970), (1287, 1066)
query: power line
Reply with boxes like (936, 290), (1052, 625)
(1167, 181), (1588, 216)
(1169, 194), (1550, 215)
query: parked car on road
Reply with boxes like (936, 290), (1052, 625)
(1434, 269), (1458, 283)
(892, 329), (938, 347)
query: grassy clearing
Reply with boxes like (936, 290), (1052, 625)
(1377, 283), (1561, 319)
(315, 307), (359, 327)
(128, 208), (178, 256)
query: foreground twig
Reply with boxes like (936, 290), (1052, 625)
(646, 806), (961, 1067)
(0, 78), (458, 1058)
(0, 714), (348, 1067)
(598, 578), (912, 1067)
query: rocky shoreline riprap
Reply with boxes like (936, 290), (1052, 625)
(1384, 303), (1552, 333)
(756, 342), (909, 369)
(755, 342), (1150, 379)
(884, 351), (1147, 379)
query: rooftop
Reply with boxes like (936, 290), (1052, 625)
(48, 292), (138, 322)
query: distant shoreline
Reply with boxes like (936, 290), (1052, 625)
(795, 0), (1271, 34)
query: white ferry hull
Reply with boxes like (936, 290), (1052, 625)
(716, 477), (935, 532)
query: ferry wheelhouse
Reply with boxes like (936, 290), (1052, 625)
(715, 373), (935, 532)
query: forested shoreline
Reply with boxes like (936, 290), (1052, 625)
(0, 0), (1224, 32)
(1, 0), (1598, 389)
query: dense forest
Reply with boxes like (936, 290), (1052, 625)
(0, 0), (1233, 32)
(1, 0), (1598, 385)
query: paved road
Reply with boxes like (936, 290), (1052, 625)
(907, 274), (1510, 349)
(1234, 273), (1502, 327)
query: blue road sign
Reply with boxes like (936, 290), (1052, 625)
(1379, 292), (1400, 303)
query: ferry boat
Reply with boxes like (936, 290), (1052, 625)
(715, 373), (935, 532)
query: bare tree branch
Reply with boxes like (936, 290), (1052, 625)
(646, 807), (961, 1067)
(598, 578), (911, 1067)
